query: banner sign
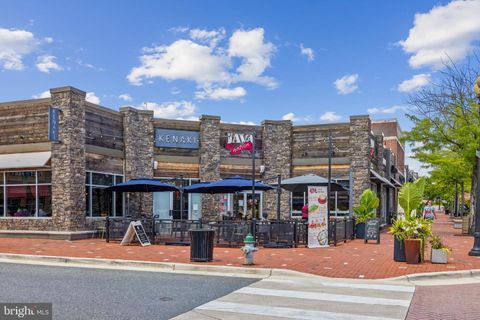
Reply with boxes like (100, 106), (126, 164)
(307, 186), (329, 248)
(48, 107), (60, 142)
(225, 132), (254, 155)
(155, 129), (199, 149)
(120, 221), (151, 246)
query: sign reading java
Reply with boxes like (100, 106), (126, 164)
(155, 129), (199, 149)
(225, 132), (254, 155)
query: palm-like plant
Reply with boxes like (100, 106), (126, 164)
(353, 189), (379, 224)
(398, 177), (426, 220)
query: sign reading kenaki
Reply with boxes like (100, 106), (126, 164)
(155, 129), (200, 149)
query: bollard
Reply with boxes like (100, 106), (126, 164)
(240, 233), (258, 265)
(105, 216), (110, 243)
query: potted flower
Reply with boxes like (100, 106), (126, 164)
(353, 189), (379, 239)
(403, 217), (432, 264)
(430, 234), (451, 264)
(390, 217), (406, 262)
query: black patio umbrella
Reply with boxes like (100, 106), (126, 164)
(279, 174), (346, 193)
(183, 176), (274, 194)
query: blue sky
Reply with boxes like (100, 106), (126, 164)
(1, 0), (480, 172)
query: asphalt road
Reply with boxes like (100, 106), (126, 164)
(0, 262), (258, 320)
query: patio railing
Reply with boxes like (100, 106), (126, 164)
(104, 216), (355, 247)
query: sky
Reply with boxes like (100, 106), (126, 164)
(1, 0), (480, 174)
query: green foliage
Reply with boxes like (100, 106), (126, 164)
(430, 234), (451, 252)
(398, 177), (426, 219)
(353, 189), (379, 224)
(389, 217), (407, 241)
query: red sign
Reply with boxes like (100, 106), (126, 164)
(226, 141), (253, 155)
(225, 132), (254, 155)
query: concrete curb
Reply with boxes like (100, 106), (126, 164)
(0, 252), (479, 282)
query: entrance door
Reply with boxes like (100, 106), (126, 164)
(153, 192), (171, 219)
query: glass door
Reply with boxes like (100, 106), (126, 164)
(153, 192), (171, 219)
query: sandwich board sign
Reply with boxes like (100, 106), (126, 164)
(364, 218), (380, 244)
(121, 221), (151, 246)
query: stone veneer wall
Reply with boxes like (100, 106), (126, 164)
(51, 87), (87, 230)
(120, 107), (154, 217)
(199, 115), (221, 221)
(262, 120), (292, 219)
(349, 115), (372, 207)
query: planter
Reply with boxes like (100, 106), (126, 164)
(393, 237), (406, 262)
(405, 239), (422, 264)
(355, 222), (365, 239)
(431, 248), (448, 264)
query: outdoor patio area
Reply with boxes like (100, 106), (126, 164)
(0, 213), (477, 279)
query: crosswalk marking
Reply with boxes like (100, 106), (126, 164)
(196, 301), (402, 320)
(237, 287), (411, 307)
(262, 278), (415, 292)
(172, 276), (415, 320)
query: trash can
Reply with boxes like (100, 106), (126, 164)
(189, 228), (215, 262)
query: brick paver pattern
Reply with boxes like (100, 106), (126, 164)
(1, 212), (479, 279)
(407, 283), (480, 320)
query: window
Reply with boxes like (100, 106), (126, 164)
(0, 171), (52, 218)
(291, 192), (305, 218)
(85, 171), (124, 218)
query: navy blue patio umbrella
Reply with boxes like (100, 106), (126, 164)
(183, 176), (274, 194)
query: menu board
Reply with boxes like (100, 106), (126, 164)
(307, 186), (329, 248)
(121, 221), (151, 246)
(364, 218), (380, 244)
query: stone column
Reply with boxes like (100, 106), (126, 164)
(50, 86), (86, 231)
(199, 115), (221, 221)
(349, 115), (372, 208)
(262, 120), (292, 219)
(120, 107), (154, 217)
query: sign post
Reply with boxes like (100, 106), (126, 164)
(307, 186), (329, 248)
(121, 221), (151, 246)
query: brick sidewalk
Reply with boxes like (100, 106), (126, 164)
(0, 213), (479, 279)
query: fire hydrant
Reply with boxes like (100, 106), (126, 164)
(240, 233), (258, 265)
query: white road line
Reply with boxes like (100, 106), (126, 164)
(261, 278), (414, 292)
(197, 301), (403, 320)
(236, 287), (411, 307)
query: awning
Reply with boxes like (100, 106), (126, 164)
(391, 177), (402, 187)
(0, 152), (51, 170)
(370, 170), (395, 188)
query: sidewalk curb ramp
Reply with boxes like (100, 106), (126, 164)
(1, 252), (480, 281)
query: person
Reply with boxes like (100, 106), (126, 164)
(423, 200), (437, 220)
(301, 203), (308, 221)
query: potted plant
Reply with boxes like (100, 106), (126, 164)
(390, 217), (406, 262)
(403, 217), (432, 264)
(430, 234), (451, 264)
(353, 189), (379, 239)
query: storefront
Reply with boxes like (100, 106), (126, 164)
(0, 86), (401, 238)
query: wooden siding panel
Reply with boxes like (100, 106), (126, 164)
(0, 103), (49, 145)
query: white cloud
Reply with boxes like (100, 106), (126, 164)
(36, 55), (63, 73)
(282, 112), (297, 121)
(139, 100), (197, 119)
(127, 39), (230, 86)
(118, 93), (133, 102)
(195, 86), (246, 100)
(224, 120), (257, 125)
(299, 43), (314, 62)
(367, 105), (407, 114)
(170, 87), (181, 95)
(0, 28), (38, 70)
(399, 0), (480, 69)
(189, 28), (226, 47)
(86, 92), (100, 104)
(334, 74), (359, 95)
(169, 26), (189, 33)
(397, 73), (431, 92)
(320, 111), (341, 122)
(228, 28), (277, 88)
(43, 37), (53, 43)
(32, 90), (51, 99)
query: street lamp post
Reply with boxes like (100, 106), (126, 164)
(469, 76), (480, 256)
(251, 130), (256, 220)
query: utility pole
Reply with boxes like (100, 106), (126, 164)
(469, 76), (480, 256)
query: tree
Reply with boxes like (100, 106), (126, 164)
(402, 56), (479, 221)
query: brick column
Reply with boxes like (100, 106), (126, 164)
(50, 86), (86, 231)
(262, 120), (292, 219)
(199, 115), (221, 221)
(120, 107), (154, 217)
(349, 115), (371, 207)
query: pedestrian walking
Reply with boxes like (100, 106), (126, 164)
(423, 200), (437, 220)
(301, 203), (309, 221)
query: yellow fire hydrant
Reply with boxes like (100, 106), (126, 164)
(240, 233), (258, 265)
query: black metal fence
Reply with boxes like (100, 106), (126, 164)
(104, 216), (355, 247)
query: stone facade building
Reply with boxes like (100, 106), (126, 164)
(0, 86), (402, 238)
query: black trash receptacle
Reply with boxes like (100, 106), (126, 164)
(189, 228), (215, 262)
